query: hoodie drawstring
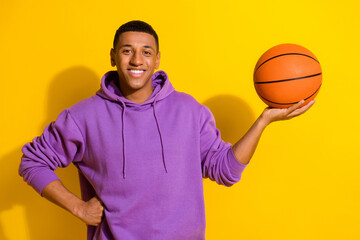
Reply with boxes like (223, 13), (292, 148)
(152, 99), (168, 173)
(120, 98), (168, 179)
(120, 100), (127, 179)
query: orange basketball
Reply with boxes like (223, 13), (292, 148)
(253, 43), (322, 108)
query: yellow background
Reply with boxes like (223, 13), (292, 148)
(1, 0), (359, 239)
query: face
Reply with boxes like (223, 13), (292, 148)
(110, 31), (160, 98)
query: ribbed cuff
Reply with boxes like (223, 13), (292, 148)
(227, 148), (249, 178)
(28, 168), (60, 196)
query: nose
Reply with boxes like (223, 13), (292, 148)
(130, 51), (143, 66)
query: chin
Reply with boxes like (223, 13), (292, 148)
(129, 80), (146, 88)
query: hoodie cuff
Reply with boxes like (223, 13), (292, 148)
(227, 148), (249, 178)
(28, 168), (60, 196)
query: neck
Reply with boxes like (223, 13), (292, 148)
(120, 86), (155, 104)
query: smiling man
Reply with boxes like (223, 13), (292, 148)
(110, 30), (160, 103)
(19, 20), (314, 240)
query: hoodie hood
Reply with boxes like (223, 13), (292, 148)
(96, 70), (174, 179)
(96, 70), (174, 108)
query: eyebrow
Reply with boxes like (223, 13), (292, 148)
(120, 44), (154, 50)
(144, 45), (154, 50)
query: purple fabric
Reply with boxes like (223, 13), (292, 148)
(19, 70), (248, 240)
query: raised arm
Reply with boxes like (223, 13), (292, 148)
(232, 100), (315, 165)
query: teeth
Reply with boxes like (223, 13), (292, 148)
(130, 70), (144, 74)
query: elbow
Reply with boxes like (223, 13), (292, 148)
(218, 173), (242, 187)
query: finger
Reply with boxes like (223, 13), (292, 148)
(92, 218), (102, 226)
(287, 100), (305, 114)
(89, 196), (100, 204)
(99, 205), (104, 211)
(90, 196), (105, 208)
(287, 100), (315, 118)
(95, 196), (105, 206)
(288, 103), (313, 118)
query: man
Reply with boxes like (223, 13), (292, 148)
(19, 20), (314, 240)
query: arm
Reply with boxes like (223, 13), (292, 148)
(19, 109), (102, 225)
(200, 105), (248, 186)
(232, 100), (315, 165)
(42, 180), (104, 226)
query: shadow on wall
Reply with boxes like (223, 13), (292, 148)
(202, 95), (256, 236)
(203, 95), (256, 145)
(0, 66), (100, 240)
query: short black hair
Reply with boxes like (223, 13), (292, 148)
(113, 20), (159, 52)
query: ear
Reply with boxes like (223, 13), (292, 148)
(110, 48), (116, 67)
(155, 51), (161, 69)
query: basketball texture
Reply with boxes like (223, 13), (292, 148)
(253, 43), (322, 108)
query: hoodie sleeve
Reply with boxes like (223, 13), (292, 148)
(200, 106), (248, 187)
(19, 109), (85, 195)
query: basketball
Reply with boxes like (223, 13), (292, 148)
(253, 43), (322, 108)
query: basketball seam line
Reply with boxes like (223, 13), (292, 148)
(257, 84), (322, 105)
(254, 72), (322, 84)
(255, 53), (320, 73)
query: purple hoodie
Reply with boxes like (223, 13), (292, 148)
(19, 70), (248, 240)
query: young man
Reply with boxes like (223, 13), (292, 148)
(19, 21), (314, 240)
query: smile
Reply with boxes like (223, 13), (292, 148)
(128, 69), (146, 78)
(129, 69), (145, 74)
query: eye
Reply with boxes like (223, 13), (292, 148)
(122, 49), (132, 54)
(144, 51), (152, 56)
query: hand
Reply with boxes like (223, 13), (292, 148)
(74, 196), (104, 226)
(260, 100), (315, 126)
